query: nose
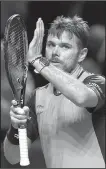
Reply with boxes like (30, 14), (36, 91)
(52, 45), (59, 57)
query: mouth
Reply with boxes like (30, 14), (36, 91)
(50, 59), (60, 63)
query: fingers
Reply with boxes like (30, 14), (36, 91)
(33, 18), (43, 42)
(10, 112), (27, 121)
(28, 17), (44, 61)
(11, 100), (29, 117)
(38, 18), (44, 53)
(23, 106), (29, 117)
(40, 19), (44, 39)
(29, 30), (38, 48)
(39, 18), (44, 47)
(33, 18), (44, 53)
(11, 107), (28, 116)
(23, 106), (29, 113)
(10, 100), (30, 128)
(37, 18), (44, 39)
(38, 18), (44, 41)
(11, 116), (27, 126)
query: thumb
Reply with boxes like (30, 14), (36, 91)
(23, 106), (29, 114)
(23, 106), (30, 120)
(29, 30), (38, 48)
(11, 100), (18, 106)
(32, 29), (38, 43)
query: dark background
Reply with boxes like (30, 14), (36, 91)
(1, 1), (105, 168)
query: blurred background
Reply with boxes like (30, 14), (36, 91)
(1, 1), (105, 168)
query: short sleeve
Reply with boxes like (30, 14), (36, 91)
(26, 90), (39, 142)
(83, 74), (105, 112)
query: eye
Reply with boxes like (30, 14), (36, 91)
(61, 44), (71, 49)
(62, 45), (70, 49)
(47, 42), (55, 48)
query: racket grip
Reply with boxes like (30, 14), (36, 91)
(18, 126), (30, 166)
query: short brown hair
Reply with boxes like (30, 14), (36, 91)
(48, 15), (90, 48)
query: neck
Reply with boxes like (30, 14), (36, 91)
(70, 64), (82, 78)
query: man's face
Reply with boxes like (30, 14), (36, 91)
(45, 31), (81, 73)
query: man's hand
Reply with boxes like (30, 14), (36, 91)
(10, 100), (30, 129)
(27, 18), (44, 63)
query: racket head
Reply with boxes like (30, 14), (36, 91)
(4, 14), (28, 106)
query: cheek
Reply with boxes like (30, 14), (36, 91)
(61, 51), (78, 67)
(45, 48), (52, 59)
(61, 51), (74, 62)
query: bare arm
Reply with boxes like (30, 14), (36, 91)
(34, 61), (98, 108)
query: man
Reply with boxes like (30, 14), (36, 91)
(3, 15), (105, 168)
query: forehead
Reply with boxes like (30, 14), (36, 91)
(47, 31), (79, 45)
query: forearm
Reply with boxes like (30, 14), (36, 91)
(34, 61), (96, 107)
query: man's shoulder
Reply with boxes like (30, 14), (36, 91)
(81, 69), (105, 83)
(79, 69), (93, 81)
(83, 71), (105, 83)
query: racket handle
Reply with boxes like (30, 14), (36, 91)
(18, 126), (30, 166)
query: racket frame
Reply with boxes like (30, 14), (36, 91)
(4, 14), (30, 166)
(4, 14), (28, 107)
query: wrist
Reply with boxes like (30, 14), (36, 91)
(7, 125), (19, 145)
(33, 57), (50, 73)
(29, 54), (42, 66)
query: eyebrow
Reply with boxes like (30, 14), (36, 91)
(47, 40), (72, 47)
(60, 42), (72, 47)
(47, 40), (55, 44)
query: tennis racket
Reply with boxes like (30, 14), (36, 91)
(3, 14), (30, 166)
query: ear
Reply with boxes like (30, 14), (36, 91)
(78, 48), (88, 63)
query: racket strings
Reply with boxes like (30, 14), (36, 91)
(8, 47), (25, 67)
(7, 22), (25, 69)
(8, 21), (23, 29)
(8, 28), (24, 44)
(4, 15), (28, 102)
(8, 26), (24, 49)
